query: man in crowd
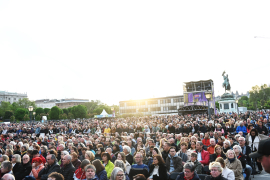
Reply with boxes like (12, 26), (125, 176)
(129, 152), (149, 179)
(0, 161), (13, 178)
(207, 138), (216, 155)
(162, 142), (171, 161)
(195, 141), (209, 167)
(166, 146), (183, 174)
(38, 154), (60, 180)
(60, 155), (75, 180)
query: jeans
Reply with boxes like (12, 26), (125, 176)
(245, 165), (252, 180)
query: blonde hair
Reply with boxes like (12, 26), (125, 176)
(209, 162), (223, 172)
(85, 151), (95, 161)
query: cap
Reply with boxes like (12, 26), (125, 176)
(249, 139), (270, 158)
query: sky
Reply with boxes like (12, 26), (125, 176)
(1, 1), (270, 106)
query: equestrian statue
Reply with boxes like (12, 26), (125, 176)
(222, 71), (231, 92)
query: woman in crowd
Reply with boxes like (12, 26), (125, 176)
(246, 124), (253, 134)
(222, 140), (231, 153)
(0, 155), (9, 168)
(188, 141), (196, 154)
(95, 147), (104, 160)
(101, 152), (114, 179)
(113, 144), (120, 158)
(92, 159), (107, 180)
(147, 147), (161, 168)
(71, 152), (81, 170)
(114, 160), (129, 180)
(71, 146), (79, 156)
(148, 154), (167, 180)
(117, 152), (131, 174)
(123, 146), (133, 166)
(215, 124), (224, 135)
(178, 142), (189, 164)
(30, 157), (44, 180)
(202, 133), (210, 147)
(175, 162), (200, 180)
(233, 145), (246, 171)
(5, 149), (13, 161)
(225, 150), (244, 180)
(216, 157), (235, 180)
(74, 159), (91, 180)
(111, 167), (126, 180)
(204, 162), (227, 180)
(210, 145), (226, 162)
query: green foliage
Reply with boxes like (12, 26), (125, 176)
(84, 100), (101, 113)
(18, 98), (37, 109)
(71, 105), (87, 119)
(68, 112), (74, 119)
(49, 106), (62, 120)
(10, 102), (19, 113)
(36, 114), (41, 121)
(4, 110), (13, 119)
(0, 101), (11, 117)
(10, 116), (15, 122)
(44, 108), (50, 114)
(35, 108), (44, 115)
(62, 108), (69, 115)
(23, 114), (30, 121)
(215, 102), (220, 110)
(15, 108), (28, 121)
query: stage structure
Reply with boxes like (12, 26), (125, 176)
(179, 80), (216, 115)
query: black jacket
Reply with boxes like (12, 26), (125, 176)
(241, 145), (251, 166)
(60, 162), (76, 180)
(175, 172), (200, 180)
(205, 174), (228, 180)
(38, 162), (61, 180)
(237, 153), (246, 169)
(162, 150), (169, 162)
(126, 154), (133, 166)
(17, 162), (32, 180)
(13, 163), (23, 180)
(210, 153), (226, 162)
(149, 164), (167, 180)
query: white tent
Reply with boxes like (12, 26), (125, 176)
(100, 109), (108, 116)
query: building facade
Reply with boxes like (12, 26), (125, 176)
(0, 91), (28, 104)
(35, 98), (89, 109)
(119, 95), (184, 115)
(35, 99), (59, 109)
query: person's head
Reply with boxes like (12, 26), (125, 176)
(233, 145), (242, 155)
(11, 154), (21, 164)
(111, 167), (125, 180)
(190, 152), (197, 162)
(1, 161), (12, 174)
(152, 154), (165, 165)
(214, 145), (222, 155)
(209, 162), (223, 178)
(0, 155), (9, 162)
(85, 165), (96, 180)
(80, 159), (91, 172)
(133, 174), (146, 180)
(92, 159), (105, 174)
(183, 162), (196, 179)
(48, 172), (64, 180)
(70, 152), (78, 162)
(210, 138), (216, 146)
(123, 146), (131, 155)
(250, 129), (258, 137)
(180, 142), (188, 150)
(163, 142), (170, 152)
(238, 137), (245, 147)
(215, 157), (225, 168)
(32, 150), (40, 158)
(152, 147), (160, 156)
(223, 140), (230, 149)
(58, 144), (65, 151)
(1, 174), (15, 180)
(32, 157), (43, 166)
(114, 160), (126, 173)
(196, 141), (203, 151)
(134, 152), (143, 165)
(226, 149), (236, 159)
(169, 146), (176, 157)
(22, 154), (30, 164)
(117, 152), (126, 163)
(101, 152), (111, 163)
(46, 154), (56, 165)
(85, 151), (95, 161)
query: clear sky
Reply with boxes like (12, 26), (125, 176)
(1, 1), (270, 106)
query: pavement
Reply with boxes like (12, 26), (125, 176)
(252, 170), (270, 179)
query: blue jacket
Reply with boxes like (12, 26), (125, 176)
(97, 170), (107, 180)
(236, 126), (247, 133)
(35, 127), (40, 134)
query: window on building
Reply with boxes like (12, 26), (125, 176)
(120, 103), (125, 107)
(169, 106), (177, 110)
(224, 104), (229, 109)
(127, 102), (136, 106)
(8, 98), (10, 100)
(160, 99), (166, 104)
(166, 99), (171, 103)
(220, 104), (222, 109)
(148, 100), (158, 105)
(163, 107), (169, 111)
(231, 103), (234, 108)
(14, 98), (16, 101)
(150, 107), (161, 111)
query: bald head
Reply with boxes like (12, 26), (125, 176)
(22, 154), (30, 164)
(2, 174), (15, 180)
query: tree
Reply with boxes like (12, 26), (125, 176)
(36, 114), (41, 121)
(18, 98), (37, 109)
(15, 108), (28, 121)
(68, 113), (74, 119)
(23, 114), (30, 121)
(62, 108), (69, 115)
(49, 106), (61, 120)
(0, 101), (11, 117)
(4, 110), (13, 119)
(10, 102), (19, 113)
(249, 85), (260, 109)
(84, 100), (101, 113)
(44, 108), (50, 114)
(10, 116), (15, 122)
(71, 105), (87, 119)
(35, 108), (44, 115)
(215, 102), (220, 110)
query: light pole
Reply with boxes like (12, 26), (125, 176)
(28, 106), (33, 124)
(236, 99), (239, 116)
(33, 112), (36, 122)
(205, 91), (212, 120)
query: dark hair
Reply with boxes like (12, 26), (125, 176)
(152, 154), (165, 165)
(101, 152), (111, 161)
(48, 172), (64, 180)
(250, 129), (258, 136)
(169, 146), (176, 151)
(92, 159), (105, 174)
(32, 150), (39, 155)
(113, 144), (120, 153)
(72, 146), (79, 155)
(133, 174), (146, 180)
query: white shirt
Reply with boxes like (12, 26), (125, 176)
(197, 152), (202, 161)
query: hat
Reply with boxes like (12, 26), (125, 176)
(250, 139), (270, 158)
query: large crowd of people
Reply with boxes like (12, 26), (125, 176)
(0, 111), (269, 180)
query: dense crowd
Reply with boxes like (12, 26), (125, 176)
(0, 111), (269, 180)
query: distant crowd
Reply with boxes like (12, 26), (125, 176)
(0, 111), (269, 180)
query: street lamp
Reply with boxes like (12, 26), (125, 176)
(28, 106), (33, 124)
(205, 91), (212, 120)
(236, 99), (239, 116)
(33, 112), (36, 122)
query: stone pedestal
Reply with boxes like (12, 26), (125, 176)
(219, 93), (238, 113)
